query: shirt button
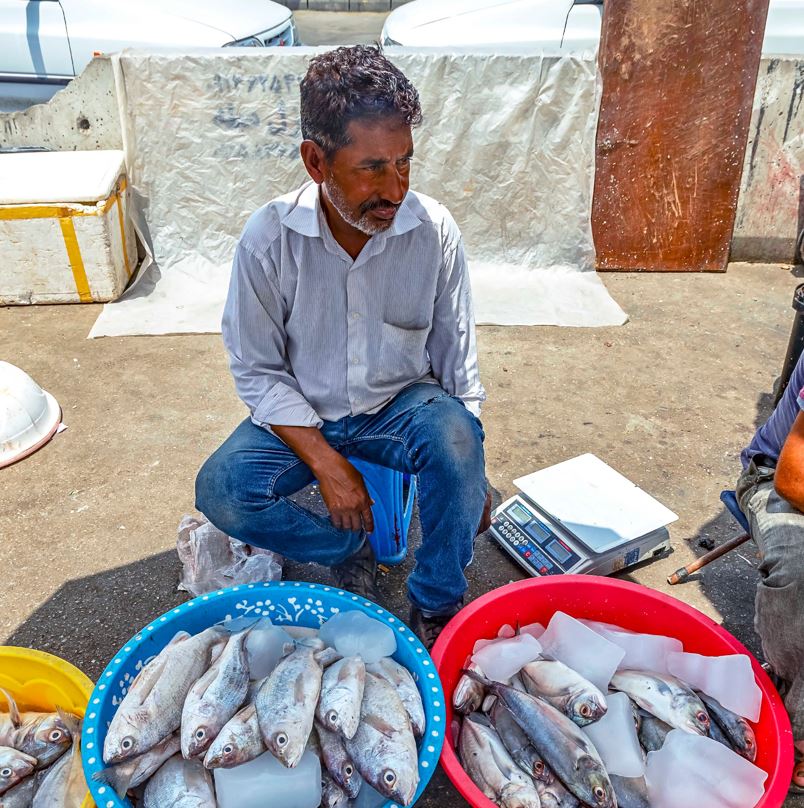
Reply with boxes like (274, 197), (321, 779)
(351, 357), (359, 365)
(350, 312), (360, 320)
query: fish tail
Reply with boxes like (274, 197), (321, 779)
(92, 766), (131, 798)
(460, 668), (492, 687)
(0, 687), (21, 726)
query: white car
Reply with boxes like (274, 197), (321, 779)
(0, 0), (298, 110)
(382, 0), (804, 55)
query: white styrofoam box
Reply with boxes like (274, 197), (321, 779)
(0, 150), (137, 304)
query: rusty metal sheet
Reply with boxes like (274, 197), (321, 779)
(592, 0), (770, 271)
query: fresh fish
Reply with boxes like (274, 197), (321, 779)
(93, 733), (180, 797)
(0, 691), (72, 768)
(458, 713), (541, 808)
(32, 712), (84, 808)
(509, 673), (528, 693)
(322, 769), (351, 808)
(181, 629), (250, 759)
(454, 661), (485, 715)
(204, 702), (265, 769)
(636, 709), (672, 753)
(344, 673), (419, 805)
(535, 776), (581, 808)
(462, 669), (616, 808)
(610, 671), (710, 736)
(0, 748), (37, 796)
(256, 644), (322, 768)
(609, 774), (650, 808)
(367, 657), (426, 738)
(489, 700), (552, 783)
(143, 755), (215, 807)
(520, 657), (607, 726)
(317, 657), (366, 740)
(697, 692), (757, 762)
(104, 627), (224, 764)
(0, 776), (36, 808)
(707, 715), (733, 749)
(317, 722), (363, 799)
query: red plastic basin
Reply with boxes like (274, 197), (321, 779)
(430, 576), (794, 808)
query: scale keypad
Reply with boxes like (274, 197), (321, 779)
(496, 518), (560, 575)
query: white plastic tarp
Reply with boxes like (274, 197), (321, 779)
(89, 48), (626, 337)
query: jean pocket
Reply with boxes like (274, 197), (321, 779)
(373, 322), (429, 386)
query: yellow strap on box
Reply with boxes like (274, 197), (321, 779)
(59, 218), (92, 303)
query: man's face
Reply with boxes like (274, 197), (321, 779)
(321, 116), (414, 236)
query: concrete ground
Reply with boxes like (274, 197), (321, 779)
(1, 262), (802, 805)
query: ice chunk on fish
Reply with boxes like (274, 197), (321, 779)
(645, 729), (767, 808)
(583, 692), (644, 777)
(319, 612), (396, 664)
(471, 634), (542, 682)
(581, 620), (683, 675)
(667, 652), (762, 723)
(245, 622), (295, 680)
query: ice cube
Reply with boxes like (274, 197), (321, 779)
(498, 624), (516, 638)
(667, 652), (762, 722)
(471, 634), (542, 681)
(319, 611), (397, 664)
(215, 750), (322, 808)
(352, 782), (388, 808)
(245, 622), (295, 680)
(583, 692), (645, 777)
(520, 622), (546, 640)
(645, 729), (767, 808)
(473, 637), (495, 654)
(581, 619), (683, 675)
(539, 612), (625, 692)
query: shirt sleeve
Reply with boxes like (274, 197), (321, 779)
(426, 229), (486, 416)
(798, 386), (804, 412)
(222, 242), (323, 430)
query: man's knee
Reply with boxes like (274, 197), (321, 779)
(414, 395), (485, 472)
(195, 451), (242, 533)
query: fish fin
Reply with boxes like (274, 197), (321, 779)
(0, 687), (21, 726)
(128, 652), (171, 706)
(460, 668), (493, 688)
(57, 707), (81, 739)
(92, 765), (131, 798)
(294, 675), (308, 705)
(216, 615), (262, 633)
(364, 715), (397, 738)
(466, 711), (493, 728)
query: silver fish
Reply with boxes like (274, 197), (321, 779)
(463, 670), (615, 808)
(610, 671), (710, 735)
(454, 661), (485, 715)
(344, 673), (419, 805)
(489, 700), (552, 783)
(0, 777), (36, 808)
(93, 733), (180, 797)
(104, 627), (225, 764)
(322, 769), (351, 808)
(366, 657), (426, 738)
(317, 657), (366, 740)
(458, 713), (541, 808)
(609, 774), (650, 808)
(31, 712), (84, 808)
(636, 709), (672, 752)
(143, 755), (215, 807)
(0, 747), (37, 796)
(181, 630), (250, 759)
(0, 691), (72, 768)
(536, 775), (580, 808)
(256, 644), (322, 768)
(520, 657), (607, 726)
(204, 702), (265, 769)
(317, 722), (363, 799)
(697, 692), (757, 762)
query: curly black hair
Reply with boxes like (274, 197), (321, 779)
(300, 45), (422, 158)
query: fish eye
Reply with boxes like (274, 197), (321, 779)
(49, 729), (65, 743)
(534, 762), (544, 774)
(195, 729), (206, 741)
(327, 710), (338, 725)
(121, 737), (134, 751)
(382, 769), (397, 786)
(275, 733), (288, 748)
(1, 768), (11, 777)
(594, 786), (606, 801)
(223, 744), (233, 755)
(697, 711), (709, 723)
(580, 704), (591, 717)
(344, 764), (353, 777)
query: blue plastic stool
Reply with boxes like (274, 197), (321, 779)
(720, 489), (750, 533)
(348, 458), (417, 566)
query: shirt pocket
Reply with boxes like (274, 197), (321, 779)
(374, 321), (430, 386)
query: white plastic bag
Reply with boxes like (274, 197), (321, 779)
(177, 514), (283, 596)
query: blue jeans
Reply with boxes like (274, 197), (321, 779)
(195, 383), (487, 615)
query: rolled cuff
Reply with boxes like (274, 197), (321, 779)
(252, 382), (324, 429)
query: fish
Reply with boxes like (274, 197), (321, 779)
(256, 644), (322, 768)
(317, 722), (363, 799)
(519, 657), (608, 726)
(344, 673), (419, 805)
(609, 775), (650, 808)
(203, 702), (265, 769)
(610, 671), (710, 736)
(104, 627), (225, 764)
(366, 657), (426, 738)
(636, 708), (672, 753)
(458, 713), (541, 808)
(462, 669), (616, 808)
(322, 769), (351, 808)
(142, 754), (215, 807)
(31, 711), (84, 808)
(0, 691), (72, 768)
(489, 700), (552, 783)
(93, 733), (181, 797)
(0, 776), (37, 808)
(453, 660), (485, 715)
(0, 748), (37, 797)
(697, 692), (757, 762)
(535, 775), (581, 808)
(316, 657), (366, 740)
(181, 629), (250, 759)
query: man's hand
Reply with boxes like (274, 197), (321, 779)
(477, 489), (493, 536)
(270, 424), (374, 533)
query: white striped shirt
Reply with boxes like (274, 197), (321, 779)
(222, 181), (485, 429)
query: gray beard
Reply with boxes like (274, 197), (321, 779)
(324, 179), (393, 236)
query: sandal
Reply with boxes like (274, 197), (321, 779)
(792, 744), (804, 794)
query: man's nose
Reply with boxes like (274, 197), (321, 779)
(380, 165), (406, 206)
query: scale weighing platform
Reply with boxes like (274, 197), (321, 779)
(490, 454), (678, 577)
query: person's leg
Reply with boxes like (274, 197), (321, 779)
(344, 383), (487, 617)
(738, 462), (804, 788)
(195, 418), (364, 567)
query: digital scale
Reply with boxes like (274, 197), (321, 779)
(490, 454), (678, 577)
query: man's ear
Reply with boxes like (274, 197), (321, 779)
(300, 140), (327, 184)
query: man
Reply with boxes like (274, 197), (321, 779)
(196, 45), (490, 648)
(738, 351), (804, 792)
